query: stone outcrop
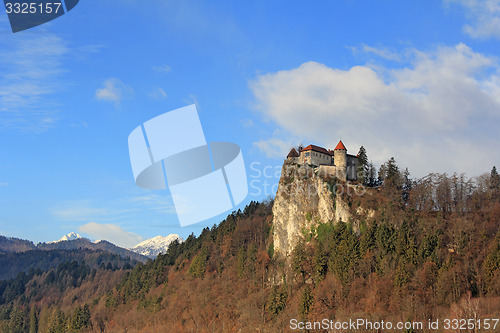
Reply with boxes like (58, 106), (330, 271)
(272, 161), (352, 261)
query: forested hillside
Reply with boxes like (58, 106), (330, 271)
(0, 249), (138, 280)
(0, 250), (138, 333)
(0, 236), (36, 253)
(0, 163), (499, 332)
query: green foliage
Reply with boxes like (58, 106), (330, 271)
(105, 291), (119, 310)
(491, 166), (500, 190)
(237, 247), (246, 279)
(267, 240), (274, 259)
(327, 222), (360, 285)
(292, 241), (308, 280)
(8, 307), (25, 333)
(267, 286), (288, 317)
(357, 146), (368, 185)
(236, 244), (257, 279)
(29, 306), (38, 333)
(187, 246), (208, 279)
(137, 294), (163, 313)
(245, 244), (257, 277)
(314, 245), (328, 282)
(360, 222), (376, 254)
(299, 285), (314, 317)
(47, 307), (66, 333)
(316, 221), (335, 245)
(69, 303), (92, 331)
(484, 233), (500, 293)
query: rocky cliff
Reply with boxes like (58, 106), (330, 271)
(272, 161), (353, 261)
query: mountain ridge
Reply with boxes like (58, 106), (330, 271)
(130, 234), (184, 259)
(0, 234), (149, 263)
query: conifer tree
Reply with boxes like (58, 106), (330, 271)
(299, 285), (314, 317)
(356, 146), (368, 185)
(9, 307), (25, 333)
(491, 166), (500, 191)
(402, 168), (412, 204)
(366, 161), (377, 187)
(29, 306), (38, 333)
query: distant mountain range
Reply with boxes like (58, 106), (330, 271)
(131, 234), (184, 259)
(0, 232), (184, 262)
(0, 233), (148, 263)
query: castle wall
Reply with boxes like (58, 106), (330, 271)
(346, 154), (358, 181)
(301, 151), (331, 166)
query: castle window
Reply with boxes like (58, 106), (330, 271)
(305, 152), (310, 157)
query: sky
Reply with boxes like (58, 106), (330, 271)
(0, 0), (499, 248)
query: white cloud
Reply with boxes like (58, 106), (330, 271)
(152, 65), (171, 73)
(0, 33), (68, 131)
(95, 78), (133, 105)
(149, 87), (167, 100)
(78, 222), (143, 248)
(253, 130), (297, 158)
(250, 44), (500, 177)
(349, 44), (402, 61)
(446, 0), (500, 39)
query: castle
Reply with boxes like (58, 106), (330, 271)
(286, 140), (358, 181)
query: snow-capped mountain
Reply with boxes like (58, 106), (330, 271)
(50, 232), (83, 243)
(130, 234), (183, 259)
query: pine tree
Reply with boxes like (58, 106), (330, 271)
(483, 233), (500, 293)
(187, 246), (208, 278)
(378, 163), (387, 185)
(292, 241), (308, 281)
(313, 245), (328, 282)
(237, 247), (247, 279)
(356, 146), (368, 185)
(267, 286), (288, 317)
(47, 307), (66, 333)
(367, 161), (377, 187)
(491, 166), (500, 191)
(29, 306), (38, 333)
(81, 304), (92, 330)
(9, 307), (25, 333)
(386, 157), (400, 181)
(402, 168), (412, 204)
(299, 285), (314, 317)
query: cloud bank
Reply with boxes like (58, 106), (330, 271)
(250, 44), (500, 177)
(446, 0), (500, 39)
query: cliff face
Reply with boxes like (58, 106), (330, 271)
(272, 161), (352, 260)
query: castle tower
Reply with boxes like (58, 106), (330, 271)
(334, 140), (347, 181)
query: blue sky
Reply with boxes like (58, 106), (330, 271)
(0, 0), (499, 247)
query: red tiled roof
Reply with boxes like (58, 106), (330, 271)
(287, 148), (299, 158)
(301, 144), (332, 155)
(334, 140), (347, 150)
